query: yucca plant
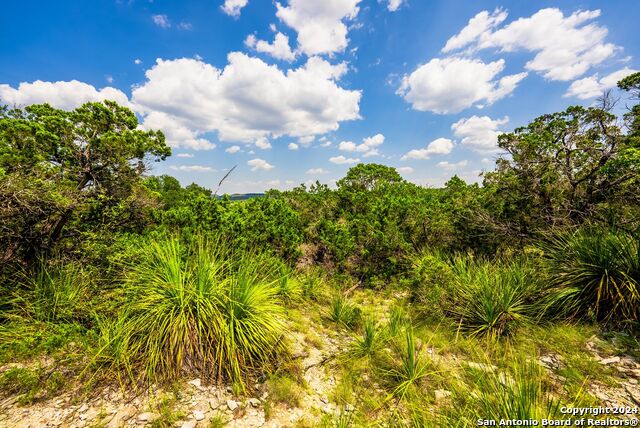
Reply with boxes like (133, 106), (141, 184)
(382, 329), (433, 400)
(95, 235), (287, 389)
(449, 257), (541, 338)
(276, 266), (303, 303)
(348, 318), (385, 360)
(441, 355), (571, 426)
(540, 229), (640, 324)
(329, 294), (361, 328)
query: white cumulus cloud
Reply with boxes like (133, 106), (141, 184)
(437, 160), (469, 170)
(451, 115), (509, 153)
(401, 137), (454, 160)
(307, 167), (329, 174)
(255, 137), (272, 149)
(565, 67), (638, 99)
(226, 145), (241, 154)
(0, 80), (130, 111)
(245, 32), (296, 62)
(329, 155), (360, 164)
(397, 166), (413, 174)
(398, 57), (527, 114)
(248, 158), (274, 171)
(338, 133), (384, 157)
(131, 54), (361, 149)
(152, 14), (171, 28)
(386, 0), (405, 12)
(176, 153), (195, 158)
(276, 0), (361, 56)
(443, 8), (618, 81)
(221, 0), (249, 17)
(288, 142), (299, 150)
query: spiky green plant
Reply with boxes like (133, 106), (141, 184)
(94, 236), (287, 388)
(540, 229), (640, 324)
(387, 305), (410, 337)
(449, 257), (541, 338)
(12, 263), (91, 324)
(276, 266), (303, 303)
(382, 329), (433, 400)
(441, 355), (573, 426)
(348, 318), (385, 360)
(329, 294), (361, 328)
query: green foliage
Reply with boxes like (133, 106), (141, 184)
(348, 318), (385, 360)
(382, 329), (432, 400)
(329, 294), (361, 329)
(449, 257), (542, 338)
(93, 235), (287, 388)
(409, 251), (456, 321)
(540, 229), (640, 324)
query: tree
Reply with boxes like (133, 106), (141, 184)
(0, 101), (170, 264)
(484, 100), (640, 238)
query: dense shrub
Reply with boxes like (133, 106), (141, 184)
(540, 229), (640, 325)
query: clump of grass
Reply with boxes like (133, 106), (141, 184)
(441, 355), (576, 426)
(387, 305), (411, 337)
(0, 367), (41, 404)
(348, 318), (385, 360)
(329, 294), (361, 328)
(449, 257), (541, 339)
(540, 229), (640, 324)
(266, 375), (304, 408)
(277, 266), (303, 303)
(382, 329), (433, 400)
(93, 236), (287, 389)
(11, 263), (92, 324)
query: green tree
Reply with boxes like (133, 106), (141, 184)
(0, 101), (170, 264)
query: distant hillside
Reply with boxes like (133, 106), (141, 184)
(224, 193), (265, 201)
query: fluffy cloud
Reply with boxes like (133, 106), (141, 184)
(444, 8), (618, 81)
(451, 115), (508, 152)
(397, 166), (413, 174)
(386, 0), (405, 12)
(247, 158), (274, 171)
(226, 145), (241, 153)
(401, 137), (454, 160)
(288, 142), (299, 150)
(176, 153), (195, 158)
(442, 9), (507, 53)
(152, 14), (170, 28)
(298, 135), (315, 146)
(398, 57), (527, 114)
(275, 0), (361, 56)
(437, 160), (469, 170)
(221, 0), (249, 17)
(245, 32), (296, 62)
(329, 155), (360, 164)
(338, 133), (384, 157)
(565, 67), (638, 99)
(169, 165), (214, 172)
(134, 59), (142, 65)
(0, 80), (130, 111)
(131, 54), (361, 149)
(307, 167), (329, 174)
(255, 137), (272, 149)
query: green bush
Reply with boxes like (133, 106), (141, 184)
(94, 236), (287, 389)
(409, 251), (456, 321)
(329, 294), (361, 329)
(540, 229), (640, 324)
(449, 257), (542, 338)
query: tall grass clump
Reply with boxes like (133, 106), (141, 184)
(441, 356), (572, 426)
(348, 318), (385, 360)
(540, 229), (640, 324)
(449, 257), (542, 339)
(329, 294), (361, 328)
(95, 236), (287, 389)
(11, 263), (92, 324)
(382, 329), (433, 400)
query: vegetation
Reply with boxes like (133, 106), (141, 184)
(0, 73), (639, 425)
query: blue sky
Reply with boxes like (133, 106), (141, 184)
(1, 0), (638, 193)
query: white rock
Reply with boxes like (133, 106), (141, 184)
(248, 398), (261, 407)
(600, 356), (621, 365)
(137, 412), (156, 422)
(227, 399), (239, 411)
(181, 422), (197, 428)
(193, 410), (205, 421)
